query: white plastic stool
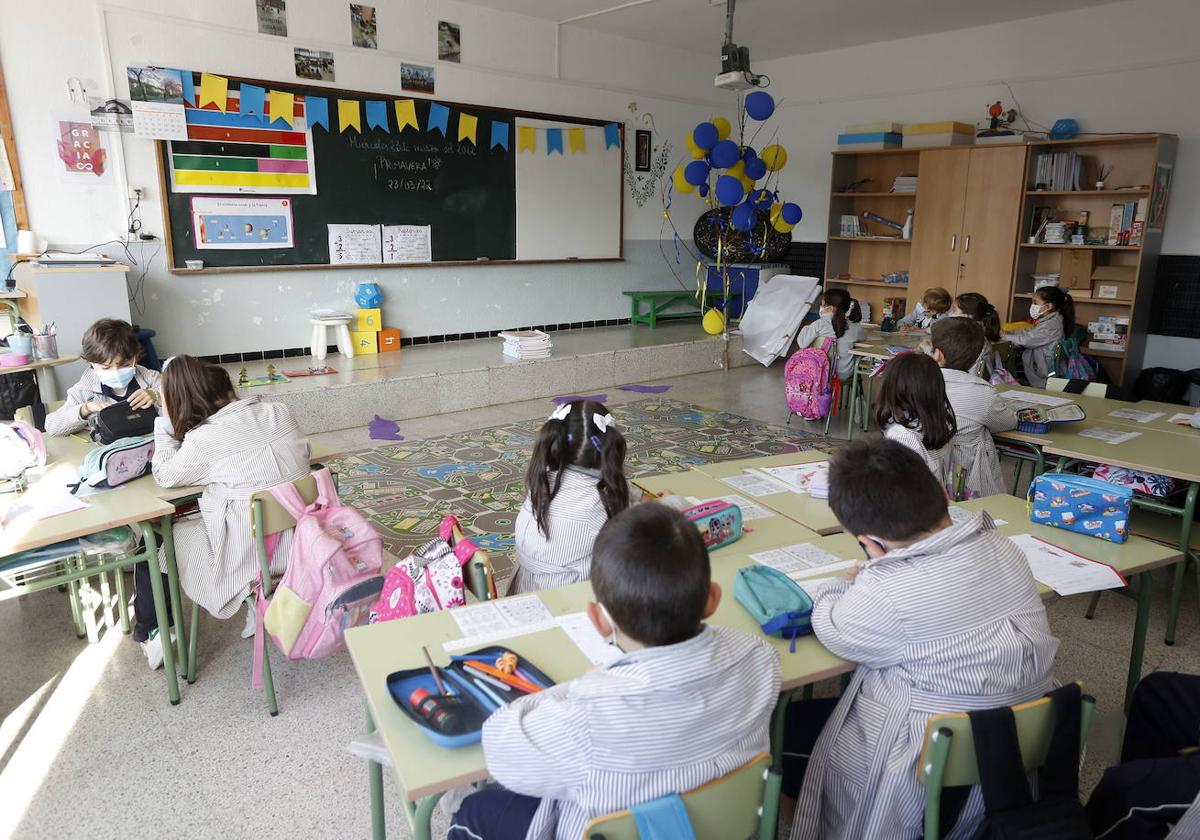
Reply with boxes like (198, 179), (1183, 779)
(310, 317), (355, 361)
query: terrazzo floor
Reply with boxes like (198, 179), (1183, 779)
(2, 364), (1197, 839)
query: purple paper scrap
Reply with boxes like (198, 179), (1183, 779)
(368, 415), (405, 441)
(550, 394), (608, 405)
(617, 384), (671, 393)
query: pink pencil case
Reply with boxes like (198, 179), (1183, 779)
(683, 500), (744, 551)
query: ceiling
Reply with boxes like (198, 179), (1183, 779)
(458, 0), (1119, 60)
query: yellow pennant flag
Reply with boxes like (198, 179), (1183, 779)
(458, 113), (478, 145)
(198, 72), (228, 111)
(268, 89), (294, 127)
(517, 125), (536, 154)
(338, 99), (361, 133)
(568, 127), (586, 154)
(394, 99), (418, 133)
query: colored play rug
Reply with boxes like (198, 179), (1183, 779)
(328, 398), (839, 586)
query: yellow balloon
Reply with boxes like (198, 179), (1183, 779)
(672, 165), (695, 193)
(702, 308), (725, 335)
(727, 159), (746, 179)
(769, 203), (783, 225)
(771, 216), (795, 234)
(740, 175), (755, 192)
(685, 132), (705, 159)
(712, 116), (732, 141)
(761, 144), (788, 172)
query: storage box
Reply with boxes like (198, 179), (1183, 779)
(1090, 266), (1135, 301)
(378, 327), (401, 352)
(902, 121), (974, 148)
(355, 308), (383, 332)
(837, 131), (902, 150)
(903, 121), (975, 136)
(351, 330), (378, 354)
(844, 122), (902, 134)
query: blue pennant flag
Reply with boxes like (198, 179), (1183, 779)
(490, 121), (509, 150)
(179, 70), (196, 106)
(604, 123), (620, 149)
(364, 100), (389, 132)
(307, 96), (330, 130)
(427, 102), (449, 135)
(239, 84), (266, 121)
(546, 127), (564, 155)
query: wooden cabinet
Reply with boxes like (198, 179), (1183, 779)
(909, 149), (969, 294)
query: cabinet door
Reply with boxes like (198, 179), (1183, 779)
(958, 146), (1027, 304)
(909, 148), (970, 311)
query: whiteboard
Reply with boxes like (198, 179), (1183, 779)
(515, 117), (623, 260)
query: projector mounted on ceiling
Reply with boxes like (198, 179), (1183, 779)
(715, 0), (768, 91)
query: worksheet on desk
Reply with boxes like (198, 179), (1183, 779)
(1078, 427), (1141, 445)
(1108, 408), (1165, 424)
(688, 494), (774, 521)
(757, 462), (830, 494)
(1008, 534), (1125, 596)
(719, 471), (793, 498)
(444, 594), (557, 652)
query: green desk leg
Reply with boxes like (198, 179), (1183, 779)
(159, 515), (188, 670)
(404, 794), (444, 840)
(1163, 482), (1197, 646)
(64, 559), (86, 639)
(139, 522), (180, 705)
(1126, 571), (1153, 713)
(366, 708), (386, 840)
(769, 689), (797, 767)
(846, 362), (862, 441)
(862, 369), (875, 433)
(113, 564), (131, 633)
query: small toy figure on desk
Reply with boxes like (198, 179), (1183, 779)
(237, 366), (249, 387)
(266, 364), (276, 379)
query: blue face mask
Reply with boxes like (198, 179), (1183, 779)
(98, 366), (136, 390)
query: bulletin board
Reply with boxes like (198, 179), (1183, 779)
(156, 72), (624, 273)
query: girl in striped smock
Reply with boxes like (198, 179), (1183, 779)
(873, 352), (958, 493)
(510, 399), (641, 594)
(137, 356), (310, 669)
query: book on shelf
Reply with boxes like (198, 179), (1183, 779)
(839, 215), (862, 237)
(1033, 151), (1083, 191)
(1106, 204), (1125, 245)
(1088, 342), (1127, 353)
(890, 175), (918, 193)
(1129, 197), (1148, 246)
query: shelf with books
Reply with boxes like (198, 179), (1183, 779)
(825, 277), (909, 289)
(1024, 189), (1150, 197)
(1019, 243), (1141, 250)
(1084, 346), (1127, 359)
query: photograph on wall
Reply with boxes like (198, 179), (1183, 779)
(1149, 162), (1172, 232)
(89, 97), (134, 133)
(350, 4), (377, 49)
(127, 66), (184, 103)
(256, 0), (287, 36)
(635, 129), (652, 172)
(53, 108), (111, 185)
(401, 63), (435, 94)
(438, 21), (461, 63)
(191, 197), (294, 250)
(294, 48), (336, 82)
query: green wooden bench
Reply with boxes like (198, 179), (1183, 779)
(623, 290), (705, 327)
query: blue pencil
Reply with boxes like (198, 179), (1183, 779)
(470, 676), (505, 708)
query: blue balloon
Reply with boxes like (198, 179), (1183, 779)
(749, 189), (773, 209)
(683, 160), (711, 186)
(709, 139), (740, 169)
(743, 146), (758, 161)
(745, 157), (768, 181)
(744, 91), (775, 121)
(698, 183), (710, 198)
(781, 202), (803, 224)
(715, 175), (745, 207)
(692, 122), (719, 151)
(731, 202), (757, 232)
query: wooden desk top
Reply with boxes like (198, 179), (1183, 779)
(692, 451), (843, 535)
(0, 355), (80, 375)
(998, 385), (1200, 439)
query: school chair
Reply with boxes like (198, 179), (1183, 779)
(918, 684), (1095, 840)
(583, 752), (779, 840)
(1045, 374), (1117, 399)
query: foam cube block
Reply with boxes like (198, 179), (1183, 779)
(351, 330), (378, 354)
(378, 328), (401, 352)
(356, 308), (383, 332)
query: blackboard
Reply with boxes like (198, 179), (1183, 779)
(157, 74), (621, 272)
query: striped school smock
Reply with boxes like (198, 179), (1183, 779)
(791, 511), (1059, 840)
(44, 365), (161, 436)
(152, 397), (310, 619)
(1004, 311), (1064, 389)
(883, 422), (954, 490)
(941, 368), (1019, 499)
(481, 625), (782, 840)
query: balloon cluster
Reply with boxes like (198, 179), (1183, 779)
(670, 91), (802, 237)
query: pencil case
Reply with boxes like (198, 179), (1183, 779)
(1027, 473), (1132, 544)
(1015, 402), (1086, 434)
(682, 500), (743, 550)
(385, 646), (555, 748)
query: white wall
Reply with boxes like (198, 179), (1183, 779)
(756, 0), (1200, 372)
(0, 0), (723, 355)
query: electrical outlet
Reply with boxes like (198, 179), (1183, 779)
(127, 185), (143, 200)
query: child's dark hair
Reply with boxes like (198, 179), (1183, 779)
(1034, 286), (1076, 337)
(932, 318), (986, 372)
(822, 287), (861, 339)
(526, 399), (630, 538)
(922, 287), (952, 314)
(591, 503), (710, 646)
(873, 352), (957, 450)
(80, 319), (141, 366)
(828, 438), (949, 541)
(955, 292), (1001, 342)
(160, 355), (238, 441)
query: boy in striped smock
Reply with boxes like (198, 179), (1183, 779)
(451, 503), (782, 840)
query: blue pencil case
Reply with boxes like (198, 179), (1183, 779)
(1027, 473), (1132, 543)
(386, 645), (555, 748)
(1015, 402), (1086, 434)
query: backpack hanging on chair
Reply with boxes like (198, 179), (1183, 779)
(784, 336), (834, 420)
(1056, 336), (1097, 382)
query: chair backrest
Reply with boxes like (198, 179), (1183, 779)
(583, 753), (770, 840)
(1046, 375), (1111, 398)
(250, 473), (319, 538)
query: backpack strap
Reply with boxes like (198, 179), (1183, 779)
(967, 705), (1034, 815)
(1037, 682), (1082, 800)
(312, 467), (340, 508)
(267, 477), (311, 521)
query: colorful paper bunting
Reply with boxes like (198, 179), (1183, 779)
(568, 127), (585, 154)
(490, 121), (509, 150)
(458, 113), (477, 145)
(338, 99), (361, 133)
(179, 71), (196, 106)
(239, 84), (266, 120)
(394, 99), (418, 133)
(427, 102), (449, 135)
(307, 97), (329, 130)
(198, 72), (228, 111)
(364, 100), (389, 132)
(604, 123), (620, 149)
(517, 125), (536, 153)
(268, 89), (295, 127)
(546, 127), (563, 155)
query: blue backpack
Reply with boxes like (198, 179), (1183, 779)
(733, 565), (814, 652)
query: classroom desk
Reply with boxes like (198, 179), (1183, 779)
(0, 354), (78, 403)
(692, 450), (843, 535)
(997, 385), (1199, 438)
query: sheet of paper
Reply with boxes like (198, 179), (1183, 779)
(327, 223), (382, 265)
(696, 494), (773, 521)
(758, 462), (830, 494)
(382, 224), (432, 263)
(1107, 408), (1164, 424)
(131, 101), (188, 141)
(719, 471), (792, 498)
(796, 575), (847, 601)
(556, 612), (622, 666)
(751, 543), (851, 578)
(1169, 412), (1196, 425)
(0, 491), (89, 527)
(948, 505), (1007, 527)
(999, 391), (1074, 407)
(1078, 427), (1142, 445)
(449, 602), (512, 638)
(1008, 534), (1125, 596)
(494, 594), (554, 627)
(445, 594), (558, 652)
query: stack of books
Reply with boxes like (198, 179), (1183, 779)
(499, 329), (552, 360)
(310, 308), (354, 322)
(891, 175), (918, 193)
(1032, 272), (1061, 289)
(1043, 223), (1069, 245)
(1087, 316), (1129, 352)
(1033, 152), (1082, 191)
(1107, 199), (1148, 245)
(839, 215), (862, 237)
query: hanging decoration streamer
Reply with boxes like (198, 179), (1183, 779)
(458, 113), (478, 145)
(546, 127), (564, 156)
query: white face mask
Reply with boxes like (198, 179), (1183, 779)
(913, 302), (926, 316)
(819, 306), (834, 319)
(948, 308), (967, 318)
(1029, 303), (1045, 319)
(597, 603), (622, 648)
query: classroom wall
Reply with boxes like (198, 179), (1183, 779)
(0, 0), (722, 356)
(754, 0), (1200, 373)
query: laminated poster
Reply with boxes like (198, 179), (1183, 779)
(328, 223), (383, 264)
(191, 197), (294, 249)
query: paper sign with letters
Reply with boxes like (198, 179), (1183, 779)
(327, 223), (382, 264)
(382, 224), (432, 263)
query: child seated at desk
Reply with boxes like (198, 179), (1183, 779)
(452, 503), (782, 840)
(45, 318), (160, 436)
(896, 286), (950, 332)
(794, 287), (862, 382)
(785, 438), (1058, 840)
(1004, 286), (1074, 389)
(874, 352), (957, 492)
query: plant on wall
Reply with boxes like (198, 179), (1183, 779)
(623, 103), (671, 208)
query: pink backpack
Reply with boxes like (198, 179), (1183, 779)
(254, 468), (384, 687)
(785, 337), (834, 420)
(368, 515), (479, 623)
